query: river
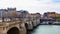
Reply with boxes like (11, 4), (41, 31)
(27, 25), (60, 34)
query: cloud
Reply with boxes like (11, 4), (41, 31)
(0, 0), (60, 14)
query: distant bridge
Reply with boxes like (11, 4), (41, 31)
(40, 18), (56, 24)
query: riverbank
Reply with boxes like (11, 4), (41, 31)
(40, 21), (60, 25)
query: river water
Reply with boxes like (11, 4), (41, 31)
(27, 25), (60, 34)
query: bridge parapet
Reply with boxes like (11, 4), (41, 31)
(0, 21), (21, 26)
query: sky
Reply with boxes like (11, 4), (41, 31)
(0, 0), (60, 14)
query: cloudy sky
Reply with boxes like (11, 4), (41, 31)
(0, 0), (60, 14)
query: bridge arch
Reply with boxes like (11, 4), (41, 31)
(25, 23), (28, 30)
(7, 27), (20, 34)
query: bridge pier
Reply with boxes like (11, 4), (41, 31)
(19, 23), (27, 34)
(32, 20), (37, 27)
(25, 21), (33, 30)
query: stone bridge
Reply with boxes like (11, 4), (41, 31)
(0, 18), (41, 34)
(0, 21), (26, 34)
(0, 17), (56, 34)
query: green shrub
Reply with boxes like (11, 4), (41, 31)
(56, 16), (60, 22)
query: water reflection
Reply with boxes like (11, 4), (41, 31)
(27, 25), (60, 34)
